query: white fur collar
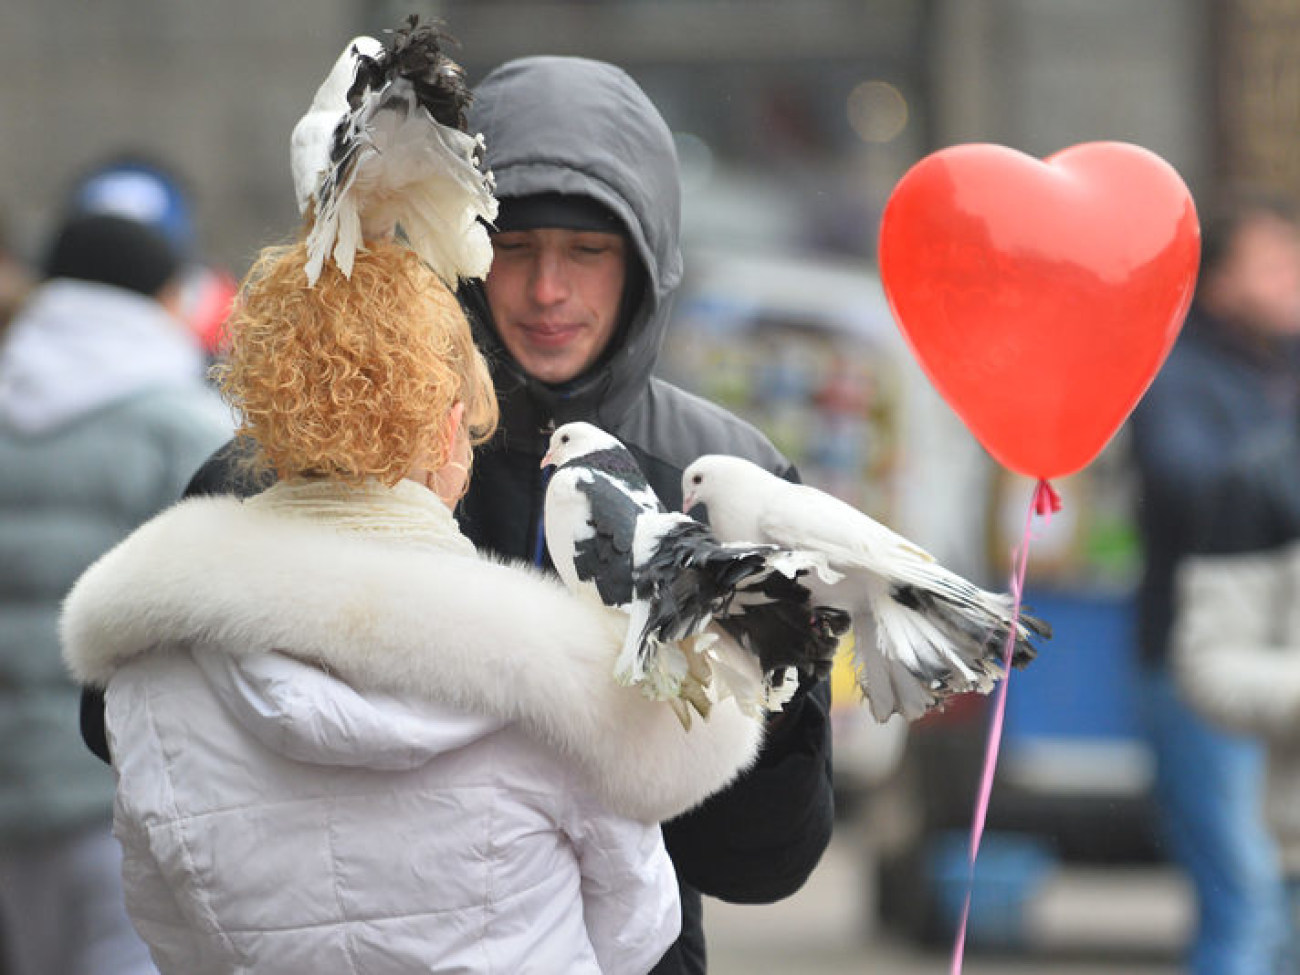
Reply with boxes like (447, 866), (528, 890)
(61, 492), (762, 822)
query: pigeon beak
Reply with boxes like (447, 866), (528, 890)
(540, 450), (554, 471)
(682, 490), (697, 514)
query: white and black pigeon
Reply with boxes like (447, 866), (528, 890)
(541, 423), (850, 706)
(681, 454), (1051, 723)
(290, 16), (498, 286)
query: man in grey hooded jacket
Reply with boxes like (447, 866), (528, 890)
(456, 56), (834, 974)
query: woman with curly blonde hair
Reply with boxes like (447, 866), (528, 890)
(61, 228), (767, 974)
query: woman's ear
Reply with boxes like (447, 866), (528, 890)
(445, 401), (466, 456)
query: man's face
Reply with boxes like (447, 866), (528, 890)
(484, 228), (627, 384)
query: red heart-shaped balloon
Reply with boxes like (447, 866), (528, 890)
(878, 142), (1201, 480)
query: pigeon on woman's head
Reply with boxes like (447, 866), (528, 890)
(682, 454), (1051, 723)
(290, 17), (497, 286)
(542, 422), (848, 709)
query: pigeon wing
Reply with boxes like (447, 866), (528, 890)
(569, 470), (644, 610)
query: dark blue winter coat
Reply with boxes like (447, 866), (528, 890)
(1130, 305), (1300, 668)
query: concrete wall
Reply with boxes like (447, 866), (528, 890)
(0, 0), (1212, 572)
(929, 0), (1210, 190)
(0, 1), (1211, 273)
(0, 0), (358, 268)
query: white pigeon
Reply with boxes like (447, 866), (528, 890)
(542, 423), (850, 707)
(289, 17), (498, 286)
(681, 454), (1050, 723)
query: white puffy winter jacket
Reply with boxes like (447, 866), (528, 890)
(62, 484), (765, 974)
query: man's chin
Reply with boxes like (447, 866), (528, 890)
(508, 346), (593, 385)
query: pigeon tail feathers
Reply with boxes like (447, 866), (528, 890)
(626, 516), (771, 679)
(852, 586), (1045, 722)
(718, 565), (850, 681)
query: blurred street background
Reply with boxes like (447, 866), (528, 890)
(4, 1), (1299, 970)
(705, 829), (1187, 974)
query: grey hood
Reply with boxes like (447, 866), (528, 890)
(462, 56), (684, 448)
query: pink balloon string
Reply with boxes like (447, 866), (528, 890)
(949, 477), (1054, 975)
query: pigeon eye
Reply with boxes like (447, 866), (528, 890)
(691, 474), (702, 485)
(560, 434), (570, 445)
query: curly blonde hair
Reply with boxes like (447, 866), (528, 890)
(214, 239), (497, 486)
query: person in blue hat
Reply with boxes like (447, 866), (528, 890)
(66, 155), (235, 356)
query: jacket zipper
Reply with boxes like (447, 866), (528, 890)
(532, 417), (557, 567)
(532, 466), (553, 567)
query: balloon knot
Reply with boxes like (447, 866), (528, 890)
(1033, 479), (1063, 516)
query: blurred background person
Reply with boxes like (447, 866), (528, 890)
(61, 154), (237, 361)
(0, 211), (232, 975)
(1129, 191), (1300, 975)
